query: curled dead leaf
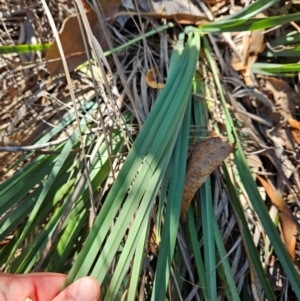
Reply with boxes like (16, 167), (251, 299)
(145, 68), (164, 89)
(181, 137), (234, 222)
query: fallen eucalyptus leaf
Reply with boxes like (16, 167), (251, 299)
(181, 137), (234, 221)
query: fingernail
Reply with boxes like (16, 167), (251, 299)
(70, 277), (99, 301)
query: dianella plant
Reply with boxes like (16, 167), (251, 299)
(1, 0), (300, 300)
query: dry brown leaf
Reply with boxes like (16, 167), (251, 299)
(46, 0), (121, 75)
(145, 68), (164, 89)
(257, 175), (298, 262)
(181, 137), (234, 221)
(265, 77), (300, 120)
(287, 118), (300, 143)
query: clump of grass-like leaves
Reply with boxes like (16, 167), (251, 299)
(1, 0), (300, 300)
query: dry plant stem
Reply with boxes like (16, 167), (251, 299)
(74, 0), (118, 181)
(41, 0), (86, 155)
(92, 0), (142, 129)
(72, 1), (108, 211)
(41, 0), (95, 216)
(77, 0), (132, 180)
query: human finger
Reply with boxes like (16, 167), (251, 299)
(51, 277), (100, 301)
(0, 273), (66, 301)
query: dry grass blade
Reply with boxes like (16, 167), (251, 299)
(181, 137), (234, 221)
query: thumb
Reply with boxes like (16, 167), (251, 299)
(53, 277), (100, 301)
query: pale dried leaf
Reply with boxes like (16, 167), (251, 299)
(0, 135), (18, 147)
